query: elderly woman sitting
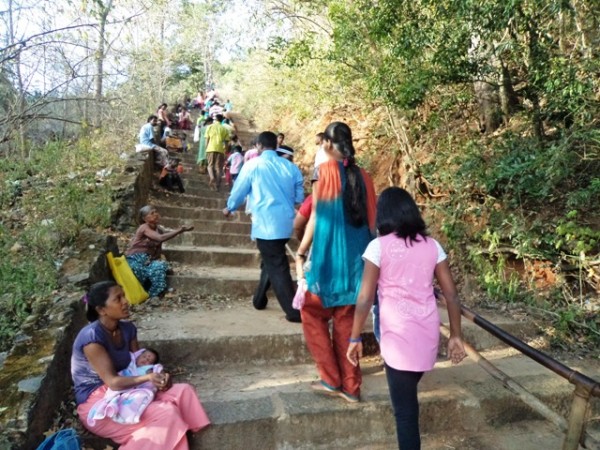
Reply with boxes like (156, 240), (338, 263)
(125, 205), (193, 299)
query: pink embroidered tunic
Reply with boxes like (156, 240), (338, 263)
(363, 234), (446, 372)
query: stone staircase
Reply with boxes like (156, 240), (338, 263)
(124, 115), (600, 449)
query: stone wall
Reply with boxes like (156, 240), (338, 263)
(0, 153), (154, 449)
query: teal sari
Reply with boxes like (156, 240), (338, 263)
(306, 160), (376, 308)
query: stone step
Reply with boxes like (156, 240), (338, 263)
(82, 417), (570, 450)
(152, 192), (227, 210)
(417, 420), (568, 450)
(167, 349), (600, 450)
(168, 273), (257, 297)
(182, 177), (232, 190)
(86, 298), (599, 450)
(151, 179), (230, 198)
(177, 185), (231, 197)
(158, 204), (252, 223)
(136, 306), (539, 366)
(312, 420), (566, 450)
(163, 245), (261, 267)
(162, 218), (251, 234)
(169, 231), (255, 248)
(167, 265), (262, 297)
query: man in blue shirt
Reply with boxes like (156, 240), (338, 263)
(136, 115), (169, 167)
(223, 131), (304, 322)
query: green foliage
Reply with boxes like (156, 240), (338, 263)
(545, 303), (600, 350)
(471, 251), (525, 303)
(220, 49), (356, 128)
(0, 224), (57, 350)
(0, 138), (117, 350)
(555, 211), (600, 256)
(246, 0), (600, 348)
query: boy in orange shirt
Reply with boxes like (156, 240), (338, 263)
(159, 158), (185, 193)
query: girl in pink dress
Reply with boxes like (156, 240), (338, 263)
(347, 187), (466, 450)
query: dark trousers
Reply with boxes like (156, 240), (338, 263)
(253, 238), (300, 322)
(385, 363), (424, 450)
(159, 174), (185, 193)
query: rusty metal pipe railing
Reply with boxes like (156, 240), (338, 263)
(459, 305), (600, 450)
(439, 325), (570, 428)
(461, 305), (600, 398)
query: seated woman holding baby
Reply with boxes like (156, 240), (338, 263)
(125, 205), (193, 300)
(72, 280), (210, 449)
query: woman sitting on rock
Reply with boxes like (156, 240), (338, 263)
(125, 205), (193, 299)
(72, 280), (210, 449)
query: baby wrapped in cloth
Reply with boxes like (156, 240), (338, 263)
(87, 348), (162, 426)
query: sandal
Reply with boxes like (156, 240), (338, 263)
(338, 391), (360, 403)
(310, 380), (340, 396)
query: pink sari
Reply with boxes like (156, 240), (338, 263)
(78, 383), (210, 450)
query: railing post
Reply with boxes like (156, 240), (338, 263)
(562, 383), (591, 450)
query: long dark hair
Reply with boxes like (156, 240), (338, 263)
(323, 122), (367, 227)
(85, 280), (118, 322)
(376, 187), (428, 244)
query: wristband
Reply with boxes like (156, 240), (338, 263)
(349, 337), (362, 343)
(297, 253), (307, 259)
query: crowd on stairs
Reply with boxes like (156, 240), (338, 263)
(60, 89), (469, 450)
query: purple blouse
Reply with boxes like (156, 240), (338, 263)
(71, 320), (137, 404)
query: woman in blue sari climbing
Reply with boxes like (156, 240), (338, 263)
(295, 121), (377, 403)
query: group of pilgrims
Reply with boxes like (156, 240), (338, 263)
(72, 89), (468, 450)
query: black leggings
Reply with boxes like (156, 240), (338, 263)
(385, 363), (424, 449)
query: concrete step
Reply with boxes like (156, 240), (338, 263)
(178, 176), (234, 190)
(178, 185), (234, 197)
(158, 204), (252, 223)
(151, 179), (230, 197)
(419, 420), (567, 450)
(86, 301), (599, 450)
(162, 218), (251, 234)
(168, 274), (257, 297)
(168, 231), (255, 248)
(136, 306), (539, 366)
(164, 348), (600, 450)
(167, 265), (262, 297)
(163, 245), (261, 267)
(151, 192), (227, 210)
(307, 420), (568, 450)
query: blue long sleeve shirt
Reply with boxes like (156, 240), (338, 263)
(139, 123), (154, 146)
(226, 150), (304, 240)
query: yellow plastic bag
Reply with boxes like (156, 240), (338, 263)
(106, 252), (149, 305)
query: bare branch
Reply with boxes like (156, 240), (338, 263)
(0, 22), (100, 55)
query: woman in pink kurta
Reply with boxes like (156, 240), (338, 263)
(347, 187), (466, 450)
(72, 281), (210, 449)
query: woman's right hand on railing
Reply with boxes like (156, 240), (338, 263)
(447, 336), (466, 365)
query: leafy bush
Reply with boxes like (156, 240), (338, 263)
(0, 138), (118, 350)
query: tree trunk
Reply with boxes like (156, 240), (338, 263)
(474, 80), (501, 133)
(470, 34), (502, 134)
(527, 22), (545, 141)
(8, 0), (27, 158)
(94, 0), (113, 128)
(499, 63), (519, 125)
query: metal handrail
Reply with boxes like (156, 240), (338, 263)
(459, 304), (600, 450)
